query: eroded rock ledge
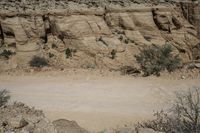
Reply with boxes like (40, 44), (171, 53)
(0, 3), (199, 70)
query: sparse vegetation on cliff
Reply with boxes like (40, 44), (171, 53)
(0, 89), (10, 107)
(135, 44), (181, 76)
(111, 49), (116, 59)
(49, 53), (55, 58)
(0, 50), (15, 59)
(65, 48), (72, 59)
(29, 56), (49, 68)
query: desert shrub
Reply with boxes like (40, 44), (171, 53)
(139, 87), (200, 133)
(29, 56), (48, 68)
(48, 53), (54, 58)
(135, 44), (181, 76)
(124, 39), (129, 44)
(65, 48), (72, 59)
(0, 89), (10, 107)
(119, 35), (123, 41)
(52, 43), (58, 49)
(111, 49), (116, 59)
(0, 50), (15, 59)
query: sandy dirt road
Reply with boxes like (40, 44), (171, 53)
(0, 74), (200, 132)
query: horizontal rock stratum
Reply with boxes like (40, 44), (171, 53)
(0, 0), (199, 70)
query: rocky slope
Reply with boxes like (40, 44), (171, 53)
(0, 102), (163, 133)
(0, 0), (199, 71)
(0, 102), (91, 133)
(0, 102), (56, 133)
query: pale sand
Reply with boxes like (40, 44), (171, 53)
(0, 73), (199, 132)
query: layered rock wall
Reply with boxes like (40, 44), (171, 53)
(0, 1), (199, 70)
(177, 0), (200, 39)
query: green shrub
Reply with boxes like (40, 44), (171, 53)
(135, 44), (181, 76)
(0, 50), (15, 59)
(29, 56), (48, 68)
(0, 89), (10, 107)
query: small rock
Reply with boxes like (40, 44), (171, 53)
(115, 127), (136, 133)
(181, 75), (186, 79)
(0, 128), (5, 133)
(21, 123), (35, 133)
(194, 63), (200, 68)
(33, 119), (57, 133)
(53, 119), (90, 133)
(19, 129), (30, 133)
(9, 116), (28, 129)
(30, 69), (34, 73)
(137, 128), (163, 133)
(13, 102), (25, 107)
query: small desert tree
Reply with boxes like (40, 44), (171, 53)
(135, 43), (181, 76)
(0, 89), (10, 107)
(139, 87), (200, 133)
(173, 87), (200, 133)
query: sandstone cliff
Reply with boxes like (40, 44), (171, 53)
(0, 0), (199, 71)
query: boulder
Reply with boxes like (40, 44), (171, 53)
(9, 116), (28, 129)
(0, 102), (56, 133)
(104, 127), (164, 133)
(33, 119), (57, 133)
(53, 119), (90, 133)
(1, 103), (94, 133)
(0, 57), (17, 71)
(137, 128), (163, 133)
(114, 127), (136, 133)
(194, 63), (200, 68)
